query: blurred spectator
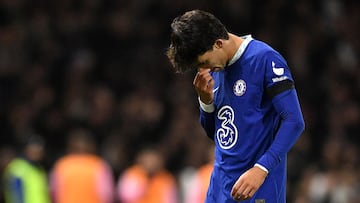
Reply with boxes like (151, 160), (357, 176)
(50, 128), (114, 203)
(2, 134), (50, 203)
(293, 139), (360, 203)
(184, 144), (214, 203)
(0, 146), (15, 203)
(117, 147), (178, 203)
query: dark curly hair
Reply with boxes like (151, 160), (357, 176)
(166, 10), (229, 73)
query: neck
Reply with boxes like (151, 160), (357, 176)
(227, 33), (244, 61)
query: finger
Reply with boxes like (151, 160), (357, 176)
(194, 71), (210, 85)
(193, 74), (210, 89)
(197, 68), (211, 74)
(197, 75), (214, 90)
(248, 189), (256, 198)
(193, 72), (201, 86)
(231, 187), (237, 198)
(197, 68), (211, 79)
(200, 72), (213, 84)
(233, 196), (242, 202)
(231, 181), (240, 197)
(242, 187), (252, 199)
(233, 194), (248, 202)
(235, 183), (247, 200)
(243, 195), (251, 200)
(207, 77), (215, 89)
(242, 185), (253, 195)
(231, 183), (245, 199)
(231, 190), (243, 202)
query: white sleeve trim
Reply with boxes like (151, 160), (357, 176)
(254, 163), (269, 174)
(198, 97), (215, 113)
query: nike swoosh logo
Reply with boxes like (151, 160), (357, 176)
(272, 61), (284, 76)
(213, 87), (219, 93)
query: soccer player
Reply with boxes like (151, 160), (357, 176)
(166, 10), (305, 202)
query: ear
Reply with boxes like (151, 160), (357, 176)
(214, 39), (223, 49)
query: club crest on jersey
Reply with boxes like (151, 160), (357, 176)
(216, 106), (238, 149)
(233, 79), (246, 96)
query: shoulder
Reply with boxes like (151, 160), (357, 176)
(238, 39), (278, 69)
(248, 39), (278, 58)
(246, 40), (288, 72)
(5, 158), (24, 171)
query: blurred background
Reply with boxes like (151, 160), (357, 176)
(0, 0), (359, 202)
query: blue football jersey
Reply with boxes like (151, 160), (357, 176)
(201, 35), (301, 203)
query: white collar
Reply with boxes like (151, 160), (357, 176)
(228, 35), (253, 66)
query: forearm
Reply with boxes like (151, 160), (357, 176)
(257, 89), (305, 172)
(199, 98), (216, 140)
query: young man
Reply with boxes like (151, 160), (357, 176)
(166, 10), (305, 202)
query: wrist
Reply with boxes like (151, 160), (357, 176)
(198, 97), (215, 113)
(254, 164), (269, 177)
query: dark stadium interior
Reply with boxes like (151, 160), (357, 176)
(0, 0), (359, 202)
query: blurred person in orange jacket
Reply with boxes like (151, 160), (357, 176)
(50, 128), (114, 203)
(117, 147), (178, 203)
(186, 144), (214, 203)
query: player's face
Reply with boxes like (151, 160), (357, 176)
(197, 41), (228, 72)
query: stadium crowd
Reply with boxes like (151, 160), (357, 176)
(0, 0), (359, 202)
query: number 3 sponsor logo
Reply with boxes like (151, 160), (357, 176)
(216, 105), (238, 149)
